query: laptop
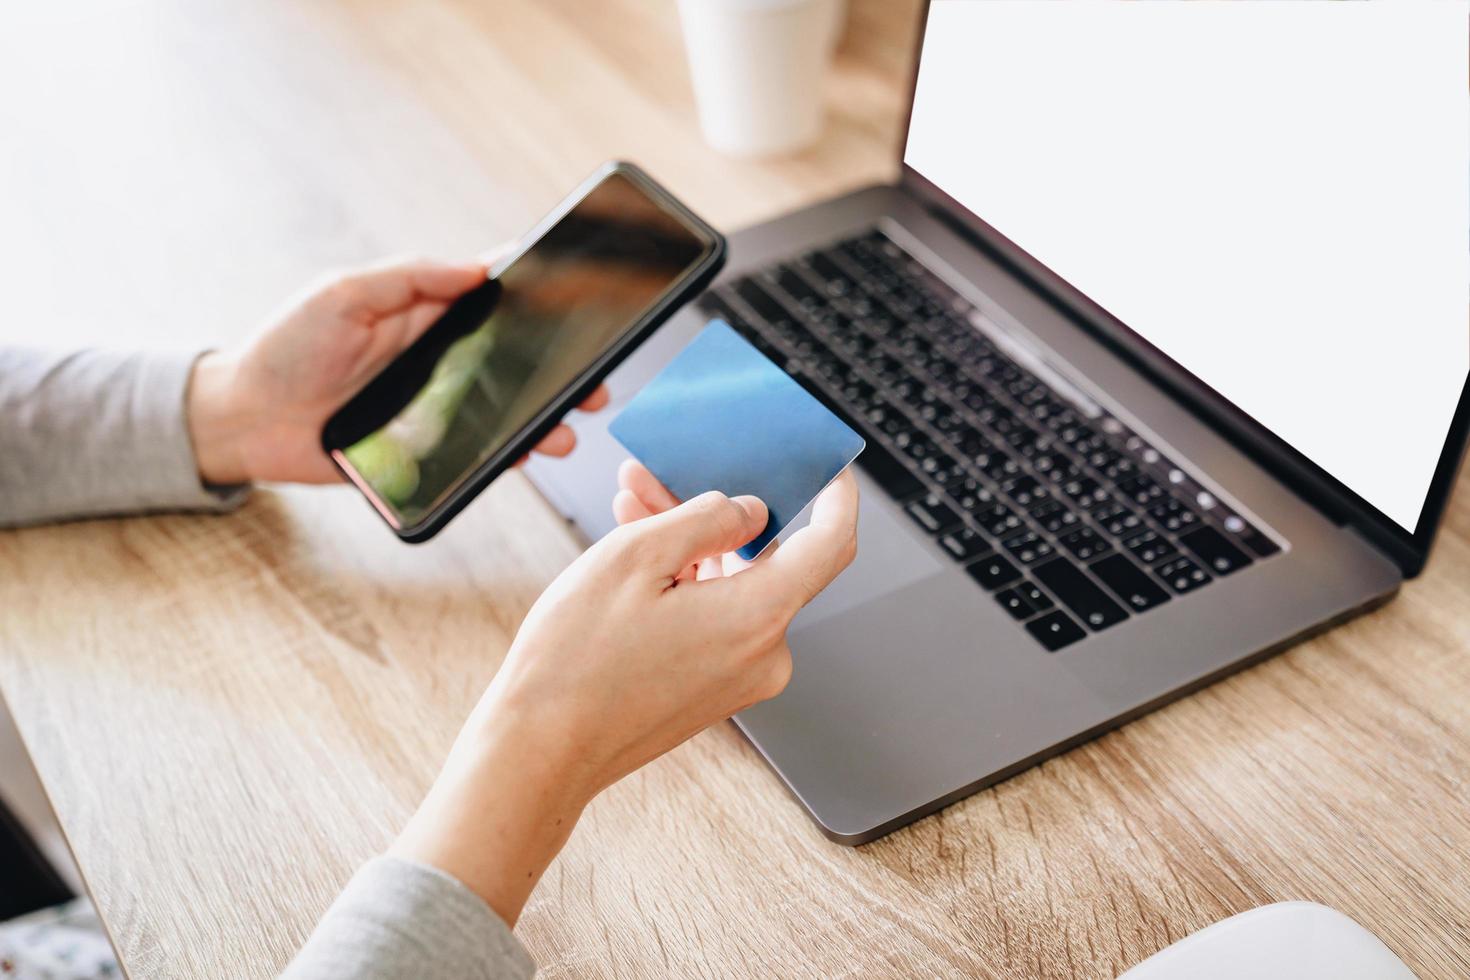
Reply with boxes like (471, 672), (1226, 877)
(527, 1), (1470, 844)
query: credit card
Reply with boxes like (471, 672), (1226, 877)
(609, 319), (866, 560)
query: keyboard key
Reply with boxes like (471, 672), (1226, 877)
(1238, 527), (1282, 558)
(938, 527), (990, 563)
(808, 252), (858, 295)
(879, 413), (915, 439)
(1002, 530), (1055, 565)
(1091, 501), (1140, 537)
(1156, 556), (1212, 594)
(837, 376), (877, 408)
(775, 266), (823, 311)
(1030, 451), (1066, 477)
(855, 443), (923, 499)
(1026, 610), (1087, 651)
(1016, 580), (1054, 612)
(1118, 473), (1166, 506)
(976, 503), (1023, 538)
(898, 432), (939, 463)
(929, 459), (969, 489)
(733, 277), (793, 326)
(1035, 502), (1082, 535)
(951, 480), (997, 513)
(1090, 554), (1171, 612)
(1001, 475), (1050, 509)
(1221, 513), (1282, 557)
(1123, 529), (1177, 565)
(966, 553), (1022, 591)
(904, 493), (962, 534)
(1179, 526), (1253, 576)
(932, 407), (966, 436)
(1032, 558), (1130, 631)
(989, 455), (1024, 482)
(1074, 488), (1112, 512)
(1059, 526), (1110, 562)
(994, 586), (1036, 620)
(1147, 496), (1200, 533)
(1061, 476), (1101, 503)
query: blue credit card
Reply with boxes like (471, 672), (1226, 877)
(609, 319), (866, 560)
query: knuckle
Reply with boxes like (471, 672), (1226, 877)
(754, 645), (794, 701)
(799, 565), (830, 604)
(312, 273), (357, 311)
(749, 603), (790, 648)
(692, 491), (743, 539)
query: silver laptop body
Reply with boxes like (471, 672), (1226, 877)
(528, 2), (1467, 843)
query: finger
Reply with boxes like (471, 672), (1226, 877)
(745, 469), (859, 610)
(297, 451), (348, 485)
(612, 488), (656, 525)
(611, 488), (700, 579)
(613, 492), (702, 590)
(719, 541), (767, 577)
(625, 491), (770, 578)
(578, 385), (611, 413)
(403, 299), (449, 342)
(531, 425), (577, 458)
(331, 257), (487, 316)
(617, 458), (680, 515)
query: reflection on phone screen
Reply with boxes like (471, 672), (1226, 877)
(339, 171), (713, 528)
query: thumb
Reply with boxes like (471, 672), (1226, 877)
(626, 490), (769, 579)
(744, 469), (859, 611)
(330, 257), (487, 316)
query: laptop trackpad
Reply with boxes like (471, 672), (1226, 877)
(793, 486), (945, 630)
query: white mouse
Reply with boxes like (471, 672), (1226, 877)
(1118, 902), (1418, 980)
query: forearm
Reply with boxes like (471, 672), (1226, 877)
(0, 347), (248, 528)
(284, 682), (584, 980)
(390, 692), (590, 928)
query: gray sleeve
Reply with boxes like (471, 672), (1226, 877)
(281, 856), (536, 980)
(0, 347), (248, 527)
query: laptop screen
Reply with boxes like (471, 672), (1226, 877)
(904, 1), (1468, 533)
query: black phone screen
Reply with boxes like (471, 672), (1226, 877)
(325, 168), (716, 530)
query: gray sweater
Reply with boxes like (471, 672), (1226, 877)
(0, 347), (535, 979)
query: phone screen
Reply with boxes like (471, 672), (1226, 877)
(327, 169), (717, 529)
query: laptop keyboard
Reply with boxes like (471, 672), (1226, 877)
(699, 229), (1282, 652)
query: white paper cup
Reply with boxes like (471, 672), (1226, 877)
(677, 0), (837, 158)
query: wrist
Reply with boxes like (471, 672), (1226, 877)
(186, 351), (253, 486)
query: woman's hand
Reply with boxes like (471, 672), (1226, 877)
(184, 256), (607, 485)
(392, 468), (860, 927)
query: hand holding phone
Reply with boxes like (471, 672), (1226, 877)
(322, 162), (726, 541)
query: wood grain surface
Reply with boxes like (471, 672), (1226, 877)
(2, 2), (1468, 977)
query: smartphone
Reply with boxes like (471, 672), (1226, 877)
(322, 161), (726, 542)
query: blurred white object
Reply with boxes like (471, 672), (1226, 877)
(1119, 902), (1418, 980)
(677, 0), (837, 157)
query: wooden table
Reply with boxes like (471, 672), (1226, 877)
(2, 2), (1468, 977)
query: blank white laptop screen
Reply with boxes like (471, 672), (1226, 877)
(905, 1), (1468, 533)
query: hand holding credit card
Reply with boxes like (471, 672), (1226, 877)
(609, 320), (866, 560)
